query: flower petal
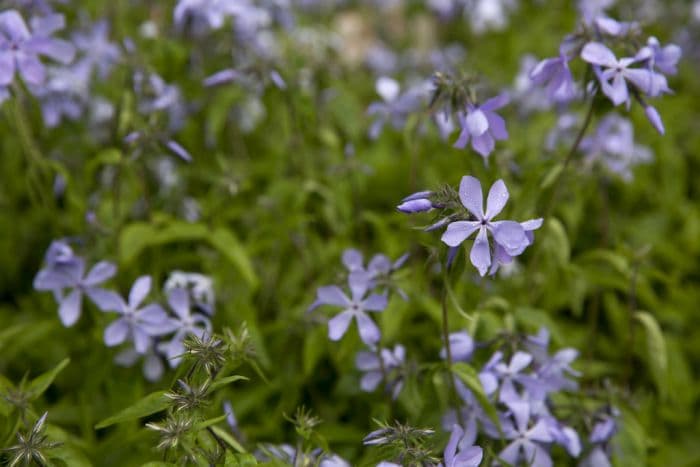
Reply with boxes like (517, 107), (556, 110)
(84, 261), (116, 286)
(355, 312), (380, 345)
(465, 108), (489, 136)
(458, 175), (484, 218)
(342, 248), (364, 271)
(316, 286), (350, 307)
(129, 275), (152, 308)
(86, 288), (124, 312)
(167, 287), (190, 319)
(469, 228), (491, 276)
(104, 318), (129, 346)
(0, 52), (15, 86)
(581, 42), (618, 68)
(328, 310), (353, 341)
(17, 52), (45, 85)
(472, 132), (495, 158)
(485, 179), (509, 219)
(441, 221), (480, 247)
(362, 293), (387, 312)
(492, 221), (528, 256)
(58, 288), (82, 326)
(360, 371), (383, 392)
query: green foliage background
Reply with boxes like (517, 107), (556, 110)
(0, 1), (699, 465)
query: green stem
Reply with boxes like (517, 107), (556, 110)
(441, 269), (465, 427)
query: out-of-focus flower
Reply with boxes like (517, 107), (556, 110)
(0, 10), (75, 86)
(453, 94), (509, 160)
(356, 344), (406, 399)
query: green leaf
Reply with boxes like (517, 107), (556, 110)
(540, 162), (564, 189)
(209, 375), (248, 392)
(542, 217), (570, 266)
(28, 358), (69, 399)
(95, 391), (169, 429)
(634, 311), (668, 399)
(48, 445), (93, 467)
(119, 223), (156, 265)
(210, 425), (246, 453)
(224, 452), (258, 466)
(208, 228), (258, 289)
(195, 414), (228, 431)
(451, 362), (500, 429)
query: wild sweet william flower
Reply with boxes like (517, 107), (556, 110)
(0, 10), (75, 86)
(159, 287), (212, 367)
(99, 276), (177, 353)
(355, 344), (405, 399)
(581, 42), (670, 107)
(441, 176), (530, 276)
(640, 37), (681, 76)
(114, 346), (165, 382)
(580, 113), (652, 180)
(440, 424), (483, 467)
(311, 270), (387, 346)
(530, 44), (576, 103)
(453, 93), (508, 161)
(34, 243), (117, 326)
(500, 400), (553, 467)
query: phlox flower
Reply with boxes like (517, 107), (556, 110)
(453, 94), (508, 160)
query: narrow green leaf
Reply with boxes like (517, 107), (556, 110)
(210, 425), (246, 453)
(195, 414), (228, 431)
(28, 358), (70, 399)
(634, 311), (668, 399)
(208, 228), (258, 289)
(224, 452), (258, 466)
(209, 375), (248, 392)
(95, 391), (169, 429)
(540, 163), (564, 189)
(451, 362), (500, 429)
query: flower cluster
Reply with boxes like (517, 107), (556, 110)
(530, 4), (681, 135)
(440, 327), (618, 467)
(34, 240), (214, 381)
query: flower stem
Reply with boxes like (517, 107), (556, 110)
(441, 268), (465, 427)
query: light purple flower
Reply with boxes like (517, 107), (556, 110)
(453, 94), (509, 160)
(72, 20), (121, 79)
(312, 271), (387, 346)
(159, 287), (212, 367)
(639, 37), (681, 76)
(34, 243), (117, 327)
(581, 42), (669, 106)
(530, 46), (576, 102)
(0, 10), (75, 86)
(441, 424), (483, 467)
(441, 176), (530, 276)
(100, 276), (176, 353)
(580, 113), (652, 180)
(500, 400), (553, 467)
(367, 77), (426, 139)
(356, 345), (405, 399)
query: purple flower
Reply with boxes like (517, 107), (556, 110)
(72, 20), (121, 79)
(453, 94), (508, 160)
(159, 287), (212, 367)
(312, 271), (387, 346)
(34, 242), (117, 327)
(580, 113), (652, 180)
(530, 46), (576, 103)
(440, 331), (475, 362)
(493, 351), (533, 403)
(441, 424), (483, 467)
(0, 10), (75, 86)
(367, 77), (426, 139)
(355, 345), (405, 399)
(581, 42), (669, 106)
(500, 401), (553, 467)
(100, 276), (176, 353)
(441, 176), (530, 276)
(639, 37), (681, 76)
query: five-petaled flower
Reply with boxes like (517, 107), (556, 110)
(311, 270), (387, 346)
(453, 94), (509, 160)
(0, 10), (75, 86)
(441, 176), (538, 276)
